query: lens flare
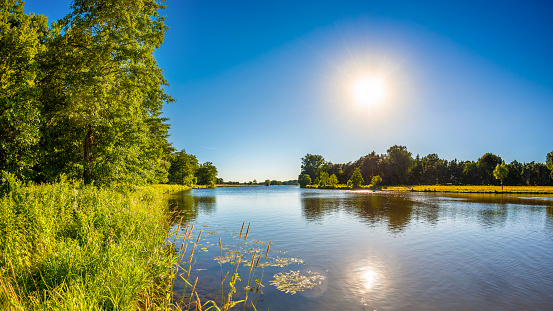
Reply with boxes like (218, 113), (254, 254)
(352, 77), (386, 107)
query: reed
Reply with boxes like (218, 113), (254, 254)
(0, 180), (187, 310)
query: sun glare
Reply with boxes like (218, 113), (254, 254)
(352, 77), (387, 107)
(362, 269), (379, 290)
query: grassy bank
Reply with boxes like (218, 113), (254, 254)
(385, 185), (553, 194)
(0, 179), (187, 310)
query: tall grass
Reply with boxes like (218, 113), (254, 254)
(0, 177), (187, 310)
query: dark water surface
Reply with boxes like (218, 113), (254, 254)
(167, 186), (553, 310)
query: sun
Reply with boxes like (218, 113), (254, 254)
(352, 76), (387, 107)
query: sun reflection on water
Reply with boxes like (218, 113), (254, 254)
(362, 269), (379, 290)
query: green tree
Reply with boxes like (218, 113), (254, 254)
(168, 149), (199, 186)
(493, 162), (509, 190)
(476, 153), (502, 185)
(371, 175), (382, 189)
(547, 151), (553, 179)
(38, 0), (173, 185)
(195, 162), (217, 187)
(0, 1), (47, 180)
(300, 154), (326, 184)
(349, 168), (364, 188)
(264, 179), (271, 186)
(384, 145), (412, 185)
(298, 174), (311, 188)
(318, 171), (329, 187)
(329, 174), (338, 188)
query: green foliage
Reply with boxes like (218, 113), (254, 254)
(0, 170), (22, 196)
(168, 149), (199, 186)
(0, 182), (185, 309)
(318, 171), (329, 187)
(329, 174), (338, 187)
(371, 175), (383, 189)
(300, 148), (553, 187)
(477, 153), (503, 185)
(0, 1), (47, 180)
(547, 151), (553, 179)
(299, 154), (326, 183)
(384, 145), (412, 185)
(195, 161), (218, 187)
(264, 179), (271, 186)
(349, 168), (364, 188)
(35, 0), (174, 185)
(298, 174), (311, 188)
(493, 162), (509, 187)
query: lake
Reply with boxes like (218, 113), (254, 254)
(167, 186), (553, 310)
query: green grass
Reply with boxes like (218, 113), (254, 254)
(0, 180), (187, 310)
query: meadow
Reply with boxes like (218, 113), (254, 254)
(0, 178), (187, 310)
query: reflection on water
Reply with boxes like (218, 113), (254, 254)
(166, 187), (553, 311)
(301, 191), (415, 233)
(167, 190), (217, 222)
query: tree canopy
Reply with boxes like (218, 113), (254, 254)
(300, 147), (553, 187)
(0, 0), (217, 186)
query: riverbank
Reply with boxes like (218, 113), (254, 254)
(302, 184), (553, 194)
(0, 181), (187, 310)
(385, 185), (553, 194)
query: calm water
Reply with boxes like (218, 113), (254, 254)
(167, 186), (553, 310)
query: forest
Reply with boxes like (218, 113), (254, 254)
(0, 0), (216, 188)
(300, 145), (553, 188)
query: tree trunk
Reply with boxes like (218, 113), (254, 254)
(84, 124), (94, 184)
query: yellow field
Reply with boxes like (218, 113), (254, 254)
(385, 185), (553, 194)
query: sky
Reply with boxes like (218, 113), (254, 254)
(24, 0), (553, 182)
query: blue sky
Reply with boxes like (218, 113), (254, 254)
(25, 0), (553, 182)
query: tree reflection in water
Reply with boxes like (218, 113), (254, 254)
(301, 190), (553, 233)
(301, 191), (415, 233)
(167, 190), (217, 223)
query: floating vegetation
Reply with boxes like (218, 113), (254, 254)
(252, 256), (304, 268)
(270, 270), (326, 294)
(170, 220), (326, 310)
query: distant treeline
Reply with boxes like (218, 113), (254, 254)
(0, 1), (217, 187)
(300, 145), (553, 187)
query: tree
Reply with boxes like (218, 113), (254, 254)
(493, 162), (509, 190)
(371, 175), (382, 189)
(168, 149), (199, 186)
(196, 162), (217, 187)
(329, 174), (338, 188)
(349, 168), (364, 188)
(264, 179), (271, 186)
(0, 1), (47, 180)
(547, 151), (553, 179)
(384, 145), (412, 185)
(38, 0), (173, 185)
(476, 153), (502, 185)
(318, 171), (329, 187)
(300, 154), (326, 184)
(298, 174), (311, 188)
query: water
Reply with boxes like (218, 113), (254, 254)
(167, 186), (553, 310)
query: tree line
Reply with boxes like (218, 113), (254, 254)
(299, 145), (553, 187)
(0, 0), (217, 186)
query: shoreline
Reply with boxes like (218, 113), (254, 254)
(301, 185), (553, 194)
